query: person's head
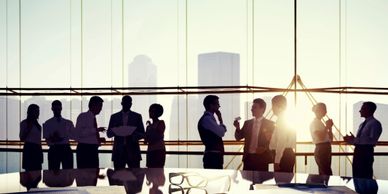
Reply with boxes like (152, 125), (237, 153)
(149, 103), (164, 119)
(27, 104), (40, 120)
(359, 101), (377, 118)
(88, 96), (104, 115)
(121, 95), (132, 112)
(51, 100), (62, 117)
(203, 95), (220, 113)
(272, 95), (287, 116)
(312, 102), (327, 119)
(251, 98), (266, 118)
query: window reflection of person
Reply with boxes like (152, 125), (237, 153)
(310, 103), (333, 176)
(19, 170), (41, 191)
(74, 96), (105, 169)
(269, 95), (296, 173)
(343, 101), (382, 179)
(198, 95), (227, 169)
(20, 104), (43, 171)
(107, 168), (146, 193)
(43, 100), (75, 170)
(146, 168), (165, 194)
(145, 103), (166, 168)
(234, 98), (275, 171)
(107, 95), (145, 169)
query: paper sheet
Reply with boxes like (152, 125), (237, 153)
(111, 126), (136, 136)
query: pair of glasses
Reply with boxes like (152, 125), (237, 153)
(169, 172), (231, 192)
(168, 184), (208, 194)
(169, 172), (208, 187)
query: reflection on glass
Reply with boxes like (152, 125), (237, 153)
(168, 172), (231, 193)
(107, 168), (145, 194)
(146, 168), (166, 194)
(168, 184), (207, 194)
(306, 174), (329, 187)
(353, 178), (378, 194)
(19, 170), (41, 191)
(43, 169), (75, 187)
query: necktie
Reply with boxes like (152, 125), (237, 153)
(356, 121), (367, 138)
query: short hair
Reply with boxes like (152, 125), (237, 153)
(253, 98), (266, 110)
(51, 100), (62, 107)
(312, 102), (326, 112)
(122, 95), (132, 103)
(150, 103), (164, 117)
(88, 96), (104, 108)
(272, 95), (287, 108)
(203, 95), (219, 110)
(363, 101), (377, 113)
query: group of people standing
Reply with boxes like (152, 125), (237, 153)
(198, 94), (382, 179)
(20, 94), (382, 179)
(20, 95), (166, 171)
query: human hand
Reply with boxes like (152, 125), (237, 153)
(146, 120), (151, 126)
(233, 119), (240, 129)
(326, 119), (333, 128)
(97, 127), (106, 132)
(215, 110), (223, 123)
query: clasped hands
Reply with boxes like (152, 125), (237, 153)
(343, 132), (355, 144)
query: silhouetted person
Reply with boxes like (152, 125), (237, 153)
(310, 103), (333, 175)
(269, 95), (296, 172)
(74, 96), (105, 169)
(234, 98), (275, 171)
(20, 104), (43, 171)
(43, 100), (75, 170)
(107, 95), (145, 169)
(145, 103), (166, 168)
(343, 101), (382, 179)
(198, 95), (227, 169)
(20, 170), (41, 191)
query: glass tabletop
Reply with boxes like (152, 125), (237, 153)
(0, 168), (385, 193)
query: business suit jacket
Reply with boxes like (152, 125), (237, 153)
(235, 118), (275, 163)
(107, 111), (145, 163)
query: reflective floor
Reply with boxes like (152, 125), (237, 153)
(0, 168), (386, 193)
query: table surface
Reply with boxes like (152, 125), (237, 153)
(0, 168), (386, 193)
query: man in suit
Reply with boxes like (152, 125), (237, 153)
(198, 95), (227, 169)
(107, 95), (145, 169)
(234, 98), (275, 171)
(344, 101), (382, 179)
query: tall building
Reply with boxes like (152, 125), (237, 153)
(128, 55), (157, 122)
(198, 52), (240, 140)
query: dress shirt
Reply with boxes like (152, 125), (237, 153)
(122, 111), (129, 126)
(200, 111), (226, 138)
(269, 116), (296, 164)
(20, 120), (42, 145)
(353, 116), (382, 145)
(248, 117), (263, 153)
(74, 111), (99, 145)
(43, 117), (75, 146)
(310, 118), (330, 144)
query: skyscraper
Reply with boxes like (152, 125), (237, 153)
(128, 55), (157, 122)
(198, 52), (240, 140)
